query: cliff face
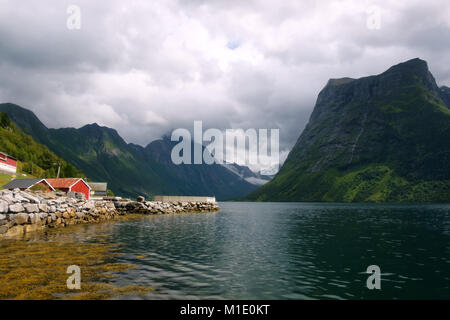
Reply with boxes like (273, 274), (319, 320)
(441, 86), (450, 108)
(246, 58), (450, 202)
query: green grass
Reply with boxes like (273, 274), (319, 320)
(0, 173), (12, 187)
(0, 170), (39, 189)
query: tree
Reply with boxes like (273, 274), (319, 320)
(0, 112), (11, 128)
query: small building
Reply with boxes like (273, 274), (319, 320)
(153, 195), (216, 203)
(47, 178), (91, 200)
(2, 178), (55, 192)
(0, 152), (17, 175)
(88, 182), (108, 199)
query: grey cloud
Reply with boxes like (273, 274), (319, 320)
(0, 0), (449, 161)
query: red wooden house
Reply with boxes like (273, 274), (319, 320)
(0, 151), (17, 175)
(47, 178), (91, 200)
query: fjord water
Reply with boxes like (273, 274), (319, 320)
(43, 202), (450, 299)
(78, 201), (449, 300)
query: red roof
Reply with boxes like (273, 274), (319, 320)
(46, 178), (87, 189)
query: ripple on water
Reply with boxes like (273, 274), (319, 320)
(3, 202), (450, 299)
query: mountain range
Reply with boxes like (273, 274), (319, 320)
(245, 58), (450, 202)
(2, 58), (449, 203)
(0, 103), (264, 200)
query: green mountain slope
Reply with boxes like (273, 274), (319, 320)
(142, 137), (262, 198)
(246, 58), (450, 202)
(0, 104), (258, 199)
(0, 112), (82, 178)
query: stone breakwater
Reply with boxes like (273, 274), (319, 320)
(0, 189), (219, 238)
(115, 199), (219, 214)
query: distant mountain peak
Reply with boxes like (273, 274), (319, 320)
(383, 57), (429, 76)
(79, 122), (121, 137)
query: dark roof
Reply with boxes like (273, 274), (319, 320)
(2, 178), (52, 190)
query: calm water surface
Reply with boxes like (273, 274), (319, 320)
(35, 202), (450, 299)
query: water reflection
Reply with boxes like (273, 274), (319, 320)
(2, 203), (450, 299)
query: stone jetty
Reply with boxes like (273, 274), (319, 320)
(0, 189), (219, 238)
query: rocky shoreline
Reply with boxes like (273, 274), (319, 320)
(0, 189), (219, 238)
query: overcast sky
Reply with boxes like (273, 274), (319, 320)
(1, 0), (449, 161)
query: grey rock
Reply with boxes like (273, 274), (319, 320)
(0, 225), (8, 234)
(15, 213), (29, 225)
(0, 200), (8, 213)
(39, 212), (48, 219)
(2, 194), (15, 204)
(14, 194), (30, 203)
(24, 203), (39, 213)
(29, 213), (40, 224)
(75, 212), (85, 219)
(83, 202), (94, 210)
(20, 192), (40, 203)
(9, 203), (24, 213)
(39, 204), (48, 212)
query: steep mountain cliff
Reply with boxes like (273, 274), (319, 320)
(440, 86), (450, 108)
(246, 58), (450, 202)
(0, 103), (259, 199)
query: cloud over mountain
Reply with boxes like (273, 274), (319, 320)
(0, 0), (449, 158)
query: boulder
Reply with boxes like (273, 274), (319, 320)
(13, 194), (30, 203)
(2, 194), (15, 204)
(137, 196), (145, 202)
(9, 203), (24, 213)
(39, 212), (48, 219)
(20, 192), (40, 203)
(15, 213), (29, 225)
(0, 225), (8, 234)
(24, 203), (39, 213)
(39, 204), (48, 212)
(75, 212), (85, 219)
(0, 200), (8, 213)
(29, 213), (40, 224)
